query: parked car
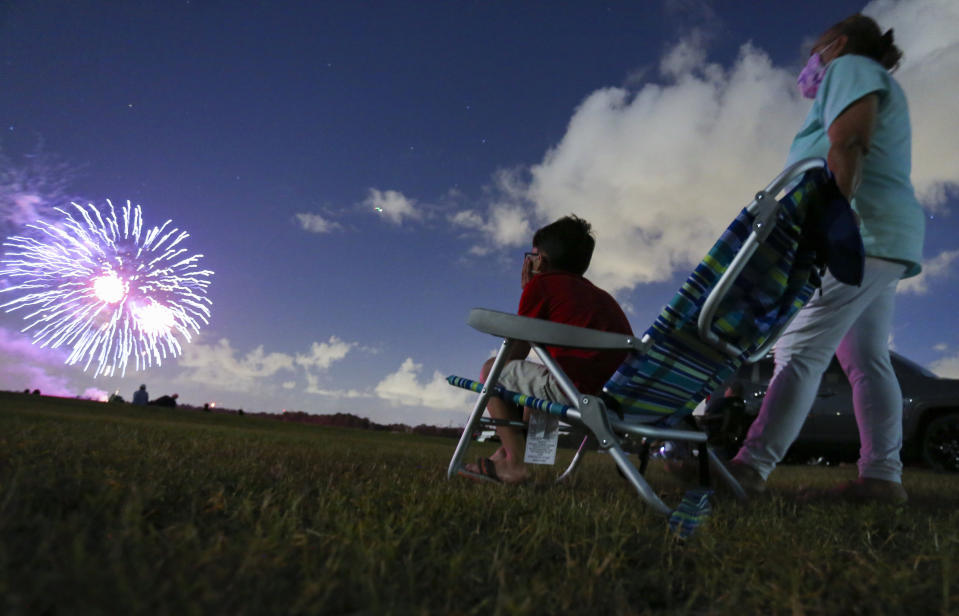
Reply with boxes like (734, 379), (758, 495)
(725, 351), (959, 471)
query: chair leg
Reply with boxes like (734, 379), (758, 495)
(697, 442), (710, 486)
(706, 447), (748, 501)
(447, 338), (518, 479)
(575, 393), (672, 516)
(608, 444), (672, 516)
(638, 438), (651, 475)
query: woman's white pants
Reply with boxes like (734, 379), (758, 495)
(734, 257), (908, 483)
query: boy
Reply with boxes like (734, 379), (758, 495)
(464, 215), (633, 484)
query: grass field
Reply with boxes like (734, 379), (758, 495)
(1, 391), (957, 615)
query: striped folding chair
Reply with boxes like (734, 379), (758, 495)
(446, 158), (853, 537)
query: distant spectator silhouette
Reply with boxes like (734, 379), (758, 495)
(150, 393), (178, 407)
(132, 384), (149, 406)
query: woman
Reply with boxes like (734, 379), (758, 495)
(728, 14), (925, 504)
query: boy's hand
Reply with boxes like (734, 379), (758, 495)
(521, 254), (535, 288)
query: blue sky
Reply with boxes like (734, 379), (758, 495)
(1, 0), (957, 426)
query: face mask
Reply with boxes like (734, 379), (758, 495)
(797, 39), (837, 99)
(797, 53), (827, 98)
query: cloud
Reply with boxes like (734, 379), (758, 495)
(484, 203), (533, 250)
(177, 338), (296, 391)
(307, 387), (370, 398)
(0, 326), (67, 364)
(455, 203), (533, 256)
(364, 188), (422, 225)
(450, 171), (533, 254)
(454, 0), (958, 293)
(929, 353), (959, 379)
(0, 326), (79, 396)
(295, 212), (341, 233)
(896, 249), (959, 294)
(303, 372), (372, 399)
(177, 335), (360, 394)
(3, 193), (44, 228)
(449, 209), (484, 229)
(522, 41), (806, 291)
(660, 30), (709, 79)
(864, 0), (959, 210)
(374, 357), (474, 411)
(0, 142), (84, 237)
(295, 336), (355, 370)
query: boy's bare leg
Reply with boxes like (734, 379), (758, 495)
(489, 408), (531, 462)
(489, 446), (507, 462)
(484, 397), (528, 483)
(464, 358), (529, 484)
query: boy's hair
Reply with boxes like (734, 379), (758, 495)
(532, 215), (595, 275)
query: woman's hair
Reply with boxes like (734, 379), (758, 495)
(826, 14), (903, 71)
(532, 215), (595, 275)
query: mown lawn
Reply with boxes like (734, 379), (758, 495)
(1, 391), (957, 615)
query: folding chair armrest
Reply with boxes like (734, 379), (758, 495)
(467, 308), (647, 352)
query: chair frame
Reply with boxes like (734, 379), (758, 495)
(447, 158), (828, 517)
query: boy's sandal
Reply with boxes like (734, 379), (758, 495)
(458, 457), (503, 484)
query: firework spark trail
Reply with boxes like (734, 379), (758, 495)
(0, 200), (213, 377)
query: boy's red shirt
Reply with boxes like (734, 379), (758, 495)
(517, 271), (633, 395)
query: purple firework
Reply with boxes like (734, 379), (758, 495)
(1, 200), (213, 377)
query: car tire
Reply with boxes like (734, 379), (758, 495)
(920, 412), (959, 472)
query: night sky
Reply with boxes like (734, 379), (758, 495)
(1, 0), (956, 426)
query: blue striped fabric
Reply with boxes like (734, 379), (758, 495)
(668, 488), (714, 538)
(446, 375), (572, 418)
(604, 168), (827, 423)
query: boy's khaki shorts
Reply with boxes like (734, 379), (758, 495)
(497, 360), (570, 405)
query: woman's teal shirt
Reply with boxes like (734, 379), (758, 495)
(786, 54), (924, 278)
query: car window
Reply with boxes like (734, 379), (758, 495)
(892, 353), (938, 379)
(750, 355), (848, 388)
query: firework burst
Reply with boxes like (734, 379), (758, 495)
(1, 200), (213, 377)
